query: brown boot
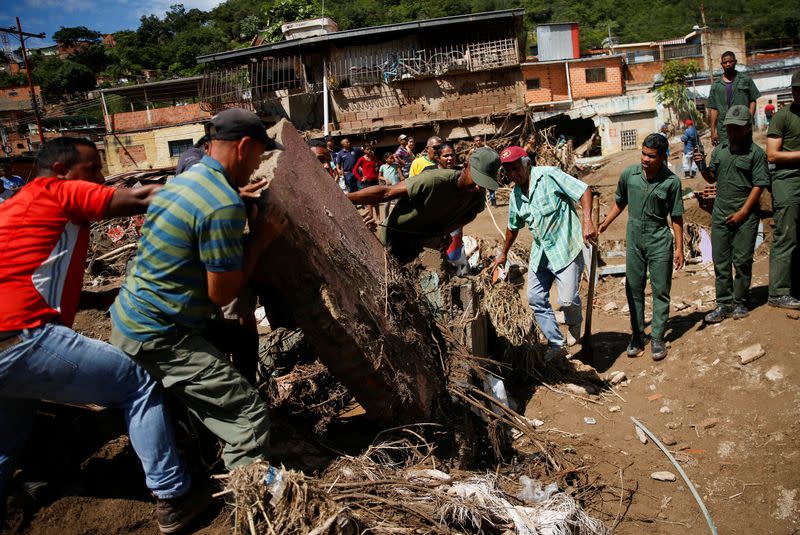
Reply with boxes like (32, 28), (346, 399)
(156, 484), (211, 534)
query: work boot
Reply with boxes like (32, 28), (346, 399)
(690, 172), (696, 178)
(651, 338), (667, 361)
(543, 345), (569, 363)
(684, 172), (690, 179)
(704, 305), (732, 324)
(768, 295), (800, 310)
(731, 304), (749, 319)
(626, 332), (646, 358)
(156, 484), (211, 534)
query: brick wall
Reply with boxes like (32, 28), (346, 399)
(521, 64), (569, 104)
(330, 69), (525, 132)
(110, 103), (210, 132)
(625, 57), (703, 87)
(0, 85), (42, 111)
(117, 145), (146, 167)
(569, 57), (624, 99)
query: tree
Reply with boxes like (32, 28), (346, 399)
(656, 60), (701, 126)
(52, 26), (102, 46)
(32, 56), (97, 99)
(262, 0), (321, 42)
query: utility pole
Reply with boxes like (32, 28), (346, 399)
(0, 18), (46, 146)
(700, 5), (714, 88)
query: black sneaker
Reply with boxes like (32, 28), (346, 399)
(651, 338), (667, 361)
(626, 333), (646, 357)
(731, 304), (749, 319)
(156, 484), (212, 534)
(768, 295), (800, 310)
(704, 305), (732, 324)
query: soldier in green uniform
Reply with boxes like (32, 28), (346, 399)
(695, 105), (769, 322)
(707, 51), (760, 147)
(765, 71), (800, 309)
(599, 134), (684, 361)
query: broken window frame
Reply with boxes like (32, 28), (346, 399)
(585, 67), (607, 83)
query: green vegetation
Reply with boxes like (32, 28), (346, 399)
(4, 0), (798, 101)
(656, 60), (702, 126)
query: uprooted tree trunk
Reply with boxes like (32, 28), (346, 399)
(252, 119), (456, 428)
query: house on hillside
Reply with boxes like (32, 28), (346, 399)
(98, 76), (210, 174)
(0, 84), (44, 156)
(196, 9), (527, 146)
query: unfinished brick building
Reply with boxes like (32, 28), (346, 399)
(196, 9), (527, 145)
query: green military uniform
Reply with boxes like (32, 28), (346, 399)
(766, 102), (800, 297)
(707, 72), (760, 145)
(708, 140), (769, 305)
(380, 169), (485, 263)
(615, 164), (684, 340)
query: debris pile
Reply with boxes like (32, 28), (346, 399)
(84, 167), (175, 292)
(220, 431), (612, 535)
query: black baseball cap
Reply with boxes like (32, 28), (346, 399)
(206, 108), (274, 149)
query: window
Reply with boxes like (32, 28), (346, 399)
(586, 68), (607, 83)
(621, 129), (638, 150)
(526, 78), (541, 90)
(168, 139), (194, 157)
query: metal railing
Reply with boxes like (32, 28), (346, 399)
(662, 44), (702, 60)
(200, 55), (308, 114)
(327, 37), (518, 88)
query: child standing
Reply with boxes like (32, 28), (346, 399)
(354, 146), (380, 221)
(379, 152), (401, 220)
(695, 105), (769, 322)
(599, 133), (684, 361)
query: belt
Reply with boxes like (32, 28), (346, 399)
(0, 330), (23, 352)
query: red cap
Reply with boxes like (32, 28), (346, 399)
(685, 119), (693, 126)
(500, 146), (527, 164)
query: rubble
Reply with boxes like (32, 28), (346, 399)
(651, 471), (677, 482)
(737, 344), (765, 365)
(697, 418), (720, 430)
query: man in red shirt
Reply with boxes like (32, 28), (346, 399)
(0, 138), (206, 533)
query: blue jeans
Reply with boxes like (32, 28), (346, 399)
(0, 324), (190, 501)
(527, 253), (584, 348)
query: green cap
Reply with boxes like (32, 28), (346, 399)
(468, 147), (501, 191)
(792, 71), (800, 87)
(724, 105), (752, 126)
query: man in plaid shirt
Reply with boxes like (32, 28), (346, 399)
(491, 146), (596, 362)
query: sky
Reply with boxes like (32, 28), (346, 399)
(0, 0), (224, 48)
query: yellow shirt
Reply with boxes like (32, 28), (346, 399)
(409, 155), (435, 178)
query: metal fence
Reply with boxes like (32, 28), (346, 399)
(662, 44), (702, 61)
(200, 36), (519, 110)
(200, 55), (308, 113)
(327, 36), (518, 88)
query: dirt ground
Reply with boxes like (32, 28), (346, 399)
(466, 131), (800, 534)
(7, 132), (799, 535)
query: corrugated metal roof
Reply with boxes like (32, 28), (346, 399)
(196, 9), (525, 64)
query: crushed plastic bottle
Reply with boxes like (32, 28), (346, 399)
(264, 465), (286, 507)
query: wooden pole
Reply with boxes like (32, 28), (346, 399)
(15, 17), (45, 146)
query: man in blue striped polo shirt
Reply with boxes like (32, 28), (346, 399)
(110, 108), (287, 471)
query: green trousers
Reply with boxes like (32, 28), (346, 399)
(712, 212), (759, 306)
(626, 223), (673, 340)
(111, 327), (270, 469)
(769, 203), (800, 297)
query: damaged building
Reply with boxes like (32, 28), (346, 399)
(196, 9), (527, 146)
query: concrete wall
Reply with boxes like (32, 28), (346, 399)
(110, 103), (210, 133)
(329, 68), (525, 133)
(707, 29), (747, 66)
(104, 122), (205, 174)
